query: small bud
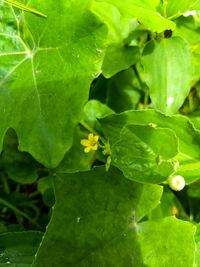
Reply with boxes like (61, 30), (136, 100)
(168, 175), (185, 191)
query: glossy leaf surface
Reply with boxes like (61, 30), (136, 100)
(112, 124), (178, 184)
(100, 109), (200, 161)
(0, 0), (107, 168)
(142, 37), (193, 115)
(0, 231), (43, 266)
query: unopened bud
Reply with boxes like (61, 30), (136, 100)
(168, 175), (185, 191)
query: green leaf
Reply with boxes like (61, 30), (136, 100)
(33, 166), (163, 266)
(163, 0), (198, 18)
(0, 223), (6, 234)
(0, 0), (107, 168)
(33, 167), (196, 267)
(148, 187), (189, 220)
(112, 124), (178, 184)
(102, 45), (140, 78)
(83, 99), (114, 131)
(0, 129), (39, 184)
(100, 108), (200, 161)
(173, 16), (200, 46)
(0, 231), (43, 266)
(175, 162), (200, 184)
(137, 216), (196, 267)
(195, 224), (200, 266)
(106, 68), (141, 112)
(96, 0), (176, 33)
(55, 126), (95, 173)
(37, 176), (55, 207)
(142, 37), (193, 115)
(192, 0), (200, 10)
(92, 2), (140, 78)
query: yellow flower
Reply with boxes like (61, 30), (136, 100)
(81, 133), (99, 153)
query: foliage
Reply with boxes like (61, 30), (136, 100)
(1, 0), (200, 266)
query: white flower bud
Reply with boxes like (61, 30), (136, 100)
(168, 175), (185, 191)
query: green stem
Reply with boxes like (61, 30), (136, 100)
(177, 161), (200, 171)
(1, 0), (47, 17)
(1, 173), (10, 194)
(24, 203), (40, 221)
(0, 198), (41, 229)
(133, 65), (144, 89)
(29, 191), (40, 199)
(163, 0), (168, 18)
(79, 120), (107, 145)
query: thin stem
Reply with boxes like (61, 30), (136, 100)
(133, 65), (144, 89)
(1, 173), (10, 194)
(79, 120), (107, 145)
(133, 66), (149, 108)
(29, 191), (40, 199)
(1, 0), (47, 17)
(163, 0), (168, 18)
(24, 203), (40, 221)
(0, 198), (41, 229)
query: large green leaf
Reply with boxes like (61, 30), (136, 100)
(0, 0), (107, 168)
(0, 231), (43, 266)
(142, 37), (193, 115)
(100, 110), (200, 161)
(92, 2), (140, 78)
(33, 166), (163, 266)
(96, 0), (176, 33)
(137, 216), (195, 267)
(33, 167), (196, 267)
(112, 124), (178, 184)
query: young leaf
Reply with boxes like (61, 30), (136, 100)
(112, 124), (178, 184)
(1, 0), (47, 17)
(142, 37), (193, 115)
(0, 0), (107, 168)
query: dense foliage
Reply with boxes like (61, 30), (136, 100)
(1, 0), (200, 266)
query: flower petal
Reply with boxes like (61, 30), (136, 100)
(93, 135), (99, 142)
(84, 146), (91, 153)
(81, 139), (90, 147)
(88, 133), (94, 141)
(92, 144), (98, 151)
